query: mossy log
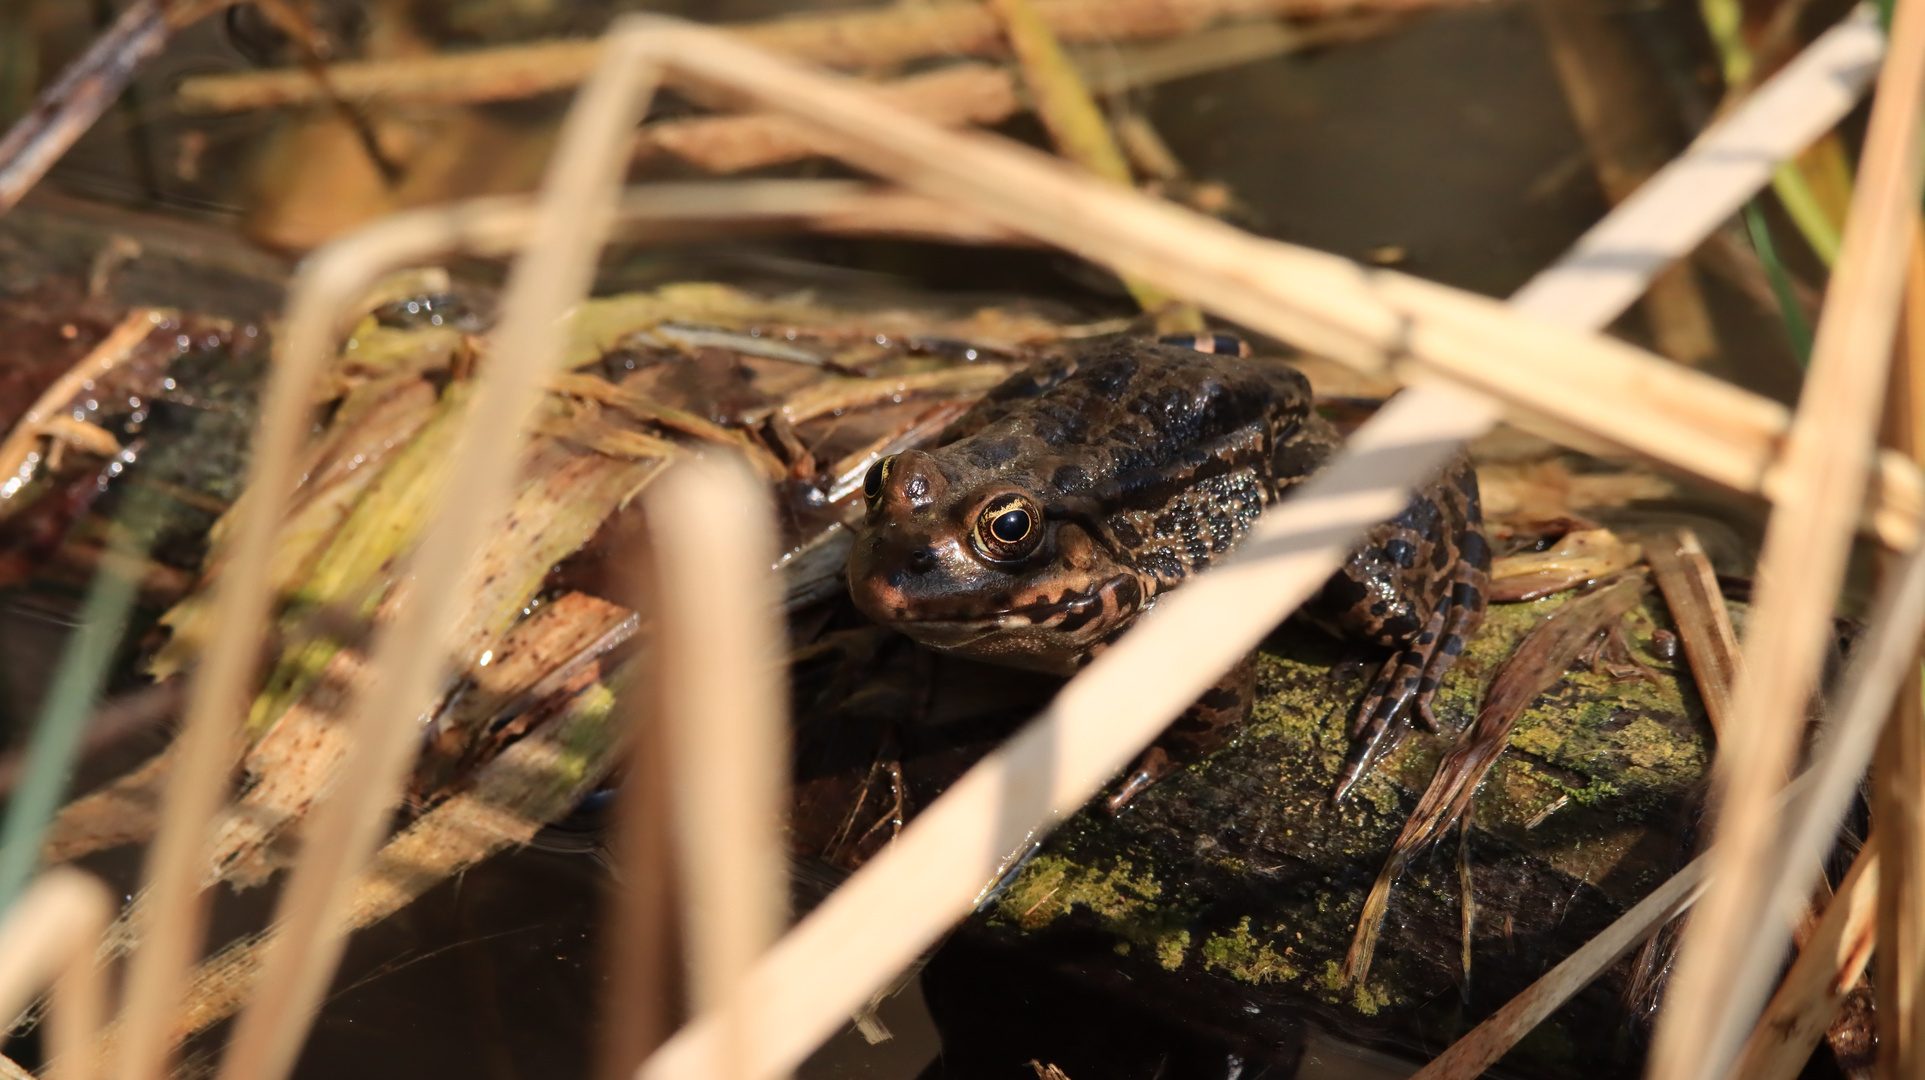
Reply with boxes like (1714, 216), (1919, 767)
(935, 589), (1714, 1078)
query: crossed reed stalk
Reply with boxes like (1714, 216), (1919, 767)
(0, 6), (1919, 1080)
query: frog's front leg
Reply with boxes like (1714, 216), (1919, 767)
(1309, 459), (1491, 802)
(1103, 652), (1257, 815)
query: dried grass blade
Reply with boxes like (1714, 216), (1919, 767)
(1645, 528), (1742, 738)
(0, 309), (164, 502)
(639, 16), (1923, 549)
(0, 868), (112, 1080)
(1645, 0), (1925, 1070)
(986, 0), (1194, 327)
(0, 0), (168, 218)
(1727, 845), (1879, 1080)
(211, 27), (663, 1080)
(1871, 213), (1925, 1079)
(644, 457), (789, 1077)
(0, 491), (160, 911)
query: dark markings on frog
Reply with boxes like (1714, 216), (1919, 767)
(846, 338), (1490, 809)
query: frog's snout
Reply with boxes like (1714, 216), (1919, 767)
(847, 528), (934, 621)
(876, 449), (945, 511)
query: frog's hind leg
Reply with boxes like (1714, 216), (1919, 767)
(1334, 531), (1491, 802)
(1334, 625), (1444, 802)
(1411, 530), (1490, 729)
(1104, 652), (1256, 815)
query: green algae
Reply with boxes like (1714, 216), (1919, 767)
(996, 853), (1166, 931)
(1201, 917), (1297, 984)
(1156, 930), (1191, 971)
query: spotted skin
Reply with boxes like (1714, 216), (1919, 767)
(846, 338), (1489, 807)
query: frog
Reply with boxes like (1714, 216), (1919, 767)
(845, 336), (1490, 811)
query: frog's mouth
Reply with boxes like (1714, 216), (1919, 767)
(894, 573), (1142, 643)
(890, 617), (1004, 649)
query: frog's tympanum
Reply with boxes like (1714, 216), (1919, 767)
(846, 339), (1490, 810)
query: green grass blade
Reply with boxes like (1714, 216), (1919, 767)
(0, 490), (161, 912)
(1744, 200), (1816, 365)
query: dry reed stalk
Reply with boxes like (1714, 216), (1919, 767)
(642, 64), (1019, 173)
(633, 19), (1925, 549)
(599, 607), (674, 1080)
(1646, 0), (1925, 1071)
(1729, 845), (1879, 1080)
(986, 0), (1195, 327)
(1409, 853), (1711, 1080)
(1646, 529), (1743, 737)
(173, 0), (1461, 113)
(0, 0), (167, 218)
(0, 309), (164, 500)
(1875, 655), (1925, 1080)
(1704, 539), (1925, 1074)
(1871, 216), (1925, 1080)
(0, 869), (112, 1080)
(642, 458), (789, 1080)
(210, 28), (663, 1080)
(1532, 0), (1717, 365)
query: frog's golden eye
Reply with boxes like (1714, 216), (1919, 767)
(863, 456), (895, 506)
(972, 495), (1043, 561)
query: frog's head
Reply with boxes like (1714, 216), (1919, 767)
(846, 446), (1143, 676)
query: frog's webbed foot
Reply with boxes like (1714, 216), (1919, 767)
(1333, 532), (1491, 804)
(1105, 653), (1256, 815)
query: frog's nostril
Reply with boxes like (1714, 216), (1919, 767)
(907, 547), (938, 573)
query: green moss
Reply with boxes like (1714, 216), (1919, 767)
(996, 853), (1165, 931)
(1156, 929), (1191, 971)
(1312, 959), (1398, 1015)
(1200, 918), (1295, 983)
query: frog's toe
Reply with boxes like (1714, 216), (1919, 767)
(1350, 646), (1424, 741)
(1414, 696), (1442, 733)
(1106, 746), (1176, 815)
(1331, 716), (1399, 804)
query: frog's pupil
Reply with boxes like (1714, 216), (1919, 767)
(990, 508), (1030, 544)
(863, 457), (890, 501)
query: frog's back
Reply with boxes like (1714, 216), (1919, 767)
(937, 339), (1318, 589)
(943, 340), (1313, 501)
